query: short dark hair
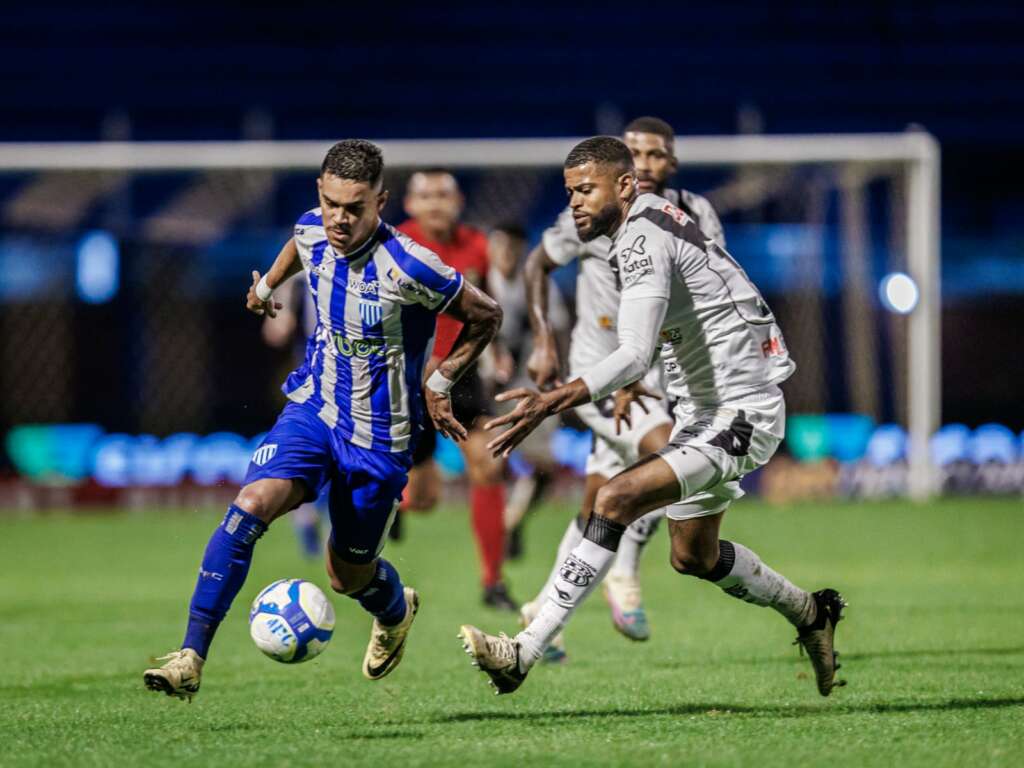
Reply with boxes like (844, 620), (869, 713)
(564, 136), (634, 174)
(321, 139), (384, 187)
(623, 116), (675, 146)
(491, 221), (527, 241)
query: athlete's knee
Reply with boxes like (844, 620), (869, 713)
(593, 479), (639, 525)
(669, 542), (718, 577)
(462, 438), (503, 485)
(233, 481), (289, 523)
(326, 553), (376, 595)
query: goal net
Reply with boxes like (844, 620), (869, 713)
(0, 133), (940, 501)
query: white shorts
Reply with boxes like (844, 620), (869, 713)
(658, 387), (786, 521)
(576, 370), (673, 480)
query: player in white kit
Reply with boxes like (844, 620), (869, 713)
(460, 137), (846, 698)
(521, 117), (726, 654)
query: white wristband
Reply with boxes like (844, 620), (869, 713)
(255, 275), (273, 301)
(426, 370), (455, 394)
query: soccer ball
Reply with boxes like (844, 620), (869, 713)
(249, 579), (335, 663)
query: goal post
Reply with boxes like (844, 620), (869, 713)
(0, 132), (941, 499)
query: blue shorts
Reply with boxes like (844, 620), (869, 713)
(245, 402), (412, 564)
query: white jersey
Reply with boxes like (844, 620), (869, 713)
(542, 188), (725, 377)
(607, 193), (795, 406)
(285, 208), (464, 453)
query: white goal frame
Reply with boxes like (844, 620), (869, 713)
(0, 132), (940, 499)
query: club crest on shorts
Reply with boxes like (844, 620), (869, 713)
(559, 554), (596, 587)
(252, 443), (278, 467)
(359, 300), (383, 327)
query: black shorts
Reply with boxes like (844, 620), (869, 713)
(450, 366), (492, 427)
(410, 366), (491, 467)
(411, 420), (437, 466)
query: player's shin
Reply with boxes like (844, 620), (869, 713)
(530, 512), (586, 605)
(516, 513), (625, 669)
(703, 540), (816, 627)
(183, 506), (268, 658)
(351, 558), (407, 626)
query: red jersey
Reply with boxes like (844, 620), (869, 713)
(397, 219), (489, 359)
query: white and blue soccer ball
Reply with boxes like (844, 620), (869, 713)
(249, 579), (335, 663)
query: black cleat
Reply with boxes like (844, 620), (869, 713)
(482, 582), (519, 612)
(506, 525), (524, 561)
(796, 588), (848, 696)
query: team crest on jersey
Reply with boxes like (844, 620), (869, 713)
(359, 300), (383, 327)
(252, 444), (278, 467)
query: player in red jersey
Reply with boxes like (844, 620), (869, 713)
(398, 169), (518, 611)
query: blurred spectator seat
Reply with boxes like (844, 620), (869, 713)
(967, 423), (1018, 464)
(865, 424), (907, 467)
(930, 423), (971, 466)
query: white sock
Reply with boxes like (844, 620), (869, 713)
(608, 508), (664, 579)
(530, 513), (585, 606)
(504, 475), (537, 530)
(517, 516), (624, 669)
(710, 540), (816, 627)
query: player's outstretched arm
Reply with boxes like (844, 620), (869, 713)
(246, 237), (303, 318)
(424, 282), (502, 441)
(484, 293), (667, 457)
(523, 243), (562, 387)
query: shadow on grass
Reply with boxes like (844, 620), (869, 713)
(646, 645), (1024, 671)
(435, 696), (1024, 724)
(841, 645), (1024, 661)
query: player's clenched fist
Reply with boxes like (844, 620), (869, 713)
(246, 270), (283, 318)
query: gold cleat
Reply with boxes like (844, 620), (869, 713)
(363, 587), (419, 680)
(144, 649), (204, 702)
(459, 624), (527, 695)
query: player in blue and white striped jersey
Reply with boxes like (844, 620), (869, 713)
(145, 140), (502, 700)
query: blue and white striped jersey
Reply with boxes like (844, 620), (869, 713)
(282, 208), (464, 453)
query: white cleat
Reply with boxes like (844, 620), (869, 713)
(459, 624), (527, 695)
(603, 572), (650, 641)
(519, 600), (566, 664)
(144, 649), (204, 702)
(363, 587), (419, 680)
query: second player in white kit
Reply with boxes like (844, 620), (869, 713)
(461, 136), (846, 699)
(522, 117), (726, 652)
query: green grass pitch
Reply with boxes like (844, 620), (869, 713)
(1, 497), (1022, 767)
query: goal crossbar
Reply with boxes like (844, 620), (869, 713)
(0, 132), (940, 500)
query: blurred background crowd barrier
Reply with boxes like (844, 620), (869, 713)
(2, 3), (1022, 509)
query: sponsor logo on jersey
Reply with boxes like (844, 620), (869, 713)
(333, 332), (385, 359)
(348, 277), (380, 294)
(621, 234), (646, 262)
(761, 336), (785, 357)
(386, 267), (432, 301)
(252, 444), (278, 467)
(660, 327), (683, 345)
(359, 299), (383, 327)
(598, 315), (614, 329)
